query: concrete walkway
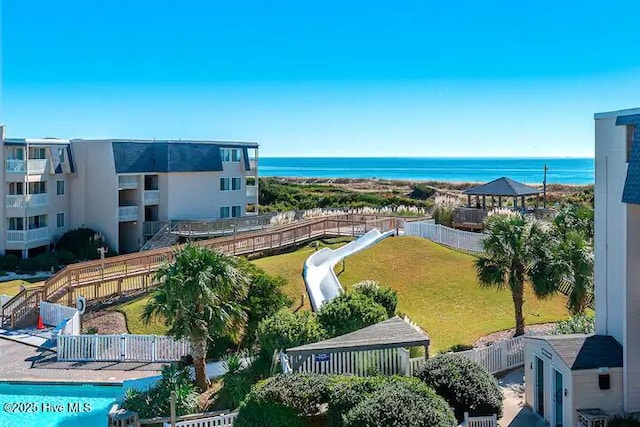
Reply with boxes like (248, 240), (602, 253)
(498, 367), (546, 427)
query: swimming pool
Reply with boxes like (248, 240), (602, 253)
(0, 382), (123, 427)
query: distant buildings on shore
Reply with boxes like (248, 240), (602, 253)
(0, 126), (259, 257)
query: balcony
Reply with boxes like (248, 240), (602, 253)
(6, 227), (50, 245)
(118, 206), (139, 222)
(143, 190), (160, 205)
(246, 185), (258, 198)
(249, 159), (257, 170)
(5, 159), (49, 174)
(118, 176), (139, 190)
(5, 193), (49, 209)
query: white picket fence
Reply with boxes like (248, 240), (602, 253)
(405, 221), (485, 253)
(40, 301), (78, 326)
(409, 336), (525, 376)
(292, 347), (410, 376)
(172, 413), (237, 427)
(57, 333), (190, 362)
(464, 412), (498, 427)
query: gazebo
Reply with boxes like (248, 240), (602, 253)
(453, 177), (541, 230)
(284, 316), (430, 375)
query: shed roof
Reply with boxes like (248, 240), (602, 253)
(620, 113), (640, 205)
(287, 316), (430, 355)
(463, 177), (540, 197)
(528, 334), (623, 371)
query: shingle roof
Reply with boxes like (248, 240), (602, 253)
(621, 115), (640, 205)
(286, 316), (430, 355)
(529, 334), (623, 371)
(463, 177), (540, 197)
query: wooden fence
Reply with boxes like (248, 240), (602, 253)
(57, 333), (190, 362)
(404, 221), (485, 253)
(409, 336), (525, 376)
(39, 301), (77, 326)
(173, 413), (237, 427)
(464, 412), (498, 427)
(292, 347), (410, 376)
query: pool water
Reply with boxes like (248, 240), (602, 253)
(0, 383), (123, 427)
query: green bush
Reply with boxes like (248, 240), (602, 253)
(55, 249), (78, 265)
(56, 228), (114, 261)
(555, 313), (595, 334)
(235, 374), (330, 427)
(17, 253), (59, 273)
(317, 292), (387, 337)
(257, 309), (326, 361)
(414, 353), (503, 419)
(433, 205), (454, 227)
(609, 415), (640, 427)
(327, 376), (402, 426)
(342, 378), (456, 427)
(351, 280), (398, 317)
(122, 365), (199, 419)
(219, 353), (253, 409)
(0, 254), (20, 272)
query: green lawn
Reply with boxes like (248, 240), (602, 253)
(113, 236), (569, 352)
(0, 278), (47, 296)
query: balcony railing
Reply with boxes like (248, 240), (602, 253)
(246, 185), (258, 198)
(6, 227), (50, 244)
(118, 206), (139, 222)
(118, 176), (139, 190)
(5, 193), (49, 208)
(249, 159), (257, 170)
(5, 159), (49, 174)
(144, 190), (160, 205)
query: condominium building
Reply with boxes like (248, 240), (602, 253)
(0, 126), (259, 256)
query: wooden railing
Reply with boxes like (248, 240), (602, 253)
(2, 215), (404, 328)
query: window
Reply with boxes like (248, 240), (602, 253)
(221, 148), (231, 162)
(7, 148), (24, 160)
(56, 180), (65, 196)
(28, 181), (46, 194)
(232, 205), (242, 218)
(58, 148), (65, 163)
(627, 124), (636, 162)
(232, 177), (242, 190)
(56, 213), (65, 228)
(220, 206), (230, 219)
(220, 177), (230, 191)
(231, 149), (242, 162)
(8, 182), (24, 195)
(28, 214), (46, 229)
(30, 148), (46, 159)
(8, 217), (24, 231)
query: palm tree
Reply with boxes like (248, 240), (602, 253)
(552, 229), (594, 314)
(476, 214), (557, 336)
(142, 244), (249, 390)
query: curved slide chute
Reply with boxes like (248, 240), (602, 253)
(303, 229), (396, 311)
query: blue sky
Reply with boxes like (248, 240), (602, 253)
(1, 1), (640, 157)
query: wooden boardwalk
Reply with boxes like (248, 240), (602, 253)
(1, 215), (404, 328)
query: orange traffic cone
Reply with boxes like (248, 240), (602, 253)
(37, 314), (45, 330)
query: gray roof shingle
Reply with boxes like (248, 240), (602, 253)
(463, 177), (540, 197)
(622, 118), (640, 205)
(529, 334), (623, 371)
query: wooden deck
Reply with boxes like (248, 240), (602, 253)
(1, 215), (405, 328)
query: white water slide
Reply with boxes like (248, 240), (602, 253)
(303, 229), (396, 311)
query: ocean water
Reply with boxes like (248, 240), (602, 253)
(259, 157), (594, 185)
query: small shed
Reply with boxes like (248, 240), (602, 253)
(524, 334), (624, 427)
(463, 176), (541, 210)
(285, 316), (430, 376)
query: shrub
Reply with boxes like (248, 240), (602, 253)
(414, 353), (503, 419)
(55, 249), (78, 265)
(351, 280), (398, 317)
(17, 253), (59, 273)
(317, 292), (387, 337)
(56, 228), (114, 261)
(609, 415), (640, 427)
(342, 378), (456, 427)
(219, 353), (253, 409)
(555, 313), (595, 334)
(0, 254), (20, 272)
(235, 374), (330, 427)
(257, 309), (326, 361)
(122, 365), (199, 419)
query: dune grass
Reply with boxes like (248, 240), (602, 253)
(0, 278), (47, 296)
(113, 236), (569, 352)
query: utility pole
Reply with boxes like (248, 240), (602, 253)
(543, 164), (548, 209)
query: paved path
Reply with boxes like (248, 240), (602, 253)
(0, 339), (162, 384)
(498, 367), (546, 427)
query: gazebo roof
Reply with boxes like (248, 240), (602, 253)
(287, 316), (430, 355)
(463, 177), (540, 197)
